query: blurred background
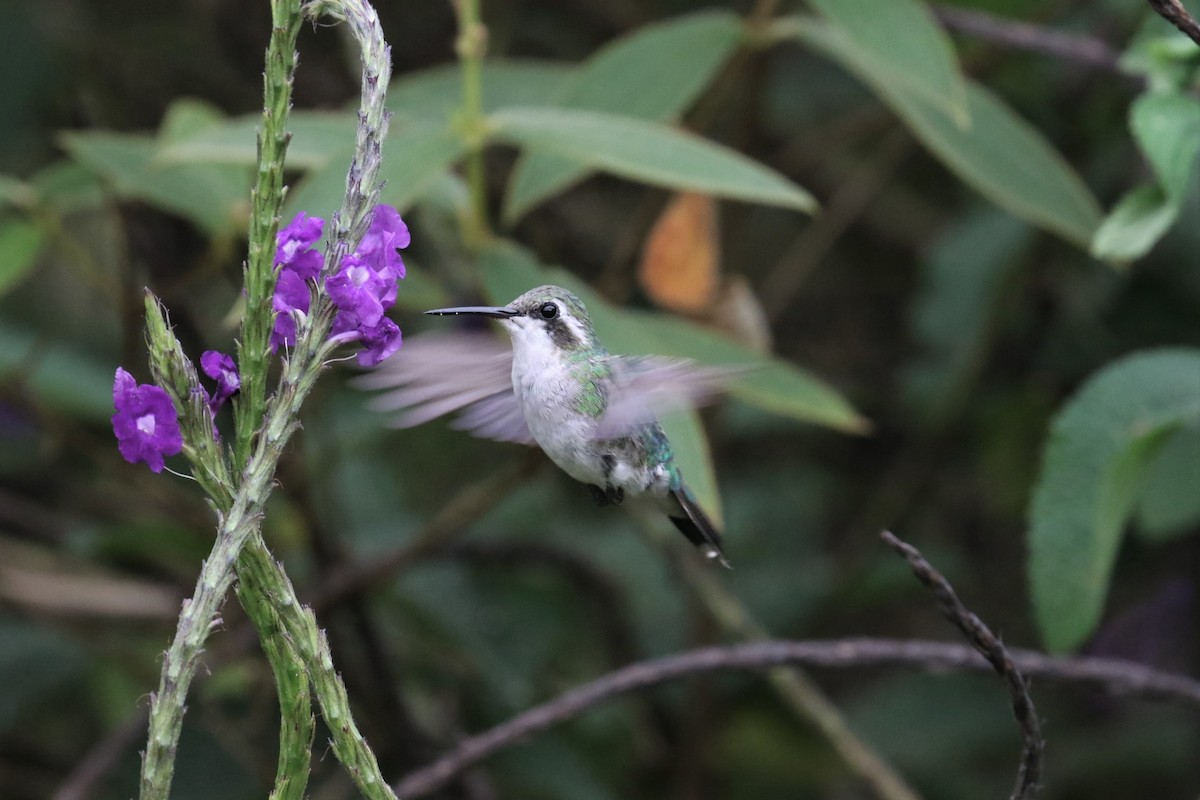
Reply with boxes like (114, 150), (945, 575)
(1, 0), (1198, 798)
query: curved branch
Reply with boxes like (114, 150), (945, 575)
(392, 637), (1200, 798)
(1146, 0), (1200, 46)
(882, 531), (1042, 800)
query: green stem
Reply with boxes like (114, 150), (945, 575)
(235, 0), (304, 469)
(454, 0), (491, 249)
(235, 544), (315, 800)
(236, 542), (398, 800)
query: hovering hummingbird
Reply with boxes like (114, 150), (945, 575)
(359, 285), (734, 567)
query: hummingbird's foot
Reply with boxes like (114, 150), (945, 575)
(587, 484), (626, 506)
(588, 484), (611, 506)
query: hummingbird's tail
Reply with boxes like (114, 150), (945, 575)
(667, 488), (731, 569)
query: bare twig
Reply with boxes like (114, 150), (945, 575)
(1146, 0), (1200, 46)
(934, 6), (1125, 73)
(881, 531), (1042, 800)
(392, 637), (1200, 798)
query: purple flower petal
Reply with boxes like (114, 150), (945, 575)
(112, 368), (183, 473)
(275, 212), (325, 279)
(200, 350), (240, 411)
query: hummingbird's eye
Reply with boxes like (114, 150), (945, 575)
(538, 302), (558, 320)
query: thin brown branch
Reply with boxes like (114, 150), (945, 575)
(1146, 0), (1200, 46)
(392, 637), (1200, 798)
(881, 531), (1042, 800)
(934, 5), (1126, 73)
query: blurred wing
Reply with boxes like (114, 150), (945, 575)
(354, 332), (533, 444)
(592, 356), (741, 439)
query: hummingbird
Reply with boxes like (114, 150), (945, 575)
(359, 285), (733, 567)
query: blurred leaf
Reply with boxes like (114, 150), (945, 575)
(504, 11), (743, 221)
(1028, 349), (1200, 652)
(30, 161), (107, 213)
(1131, 91), (1200, 201)
(1091, 183), (1179, 262)
(0, 321), (115, 420)
(59, 131), (250, 235)
(0, 617), (86, 731)
(285, 121), (467, 218)
(157, 110), (357, 168)
(0, 174), (34, 209)
(158, 97), (226, 142)
(903, 210), (1032, 422)
(390, 60), (574, 122)
(638, 192), (720, 314)
(1135, 425), (1200, 542)
(480, 240), (866, 434)
(489, 108), (818, 213)
(0, 217), (43, 297)
(779, 15), (1102, 248)
(809, 0), (967, 125)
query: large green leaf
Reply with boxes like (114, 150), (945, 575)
(60, 131), (250, 234)
(808, 0), (967, 125)
(158, 111), (357, 169)
(504, 11), (744, 221)
(1131, 91), (1200, 201)
(1028, 349), (1200, 652)
(478, 240), (865, 434)
(284, 121), (467, 218)
(777, 16), (1102, 248)
(489, 108), (817, 213)
(389, 60), (574, 122)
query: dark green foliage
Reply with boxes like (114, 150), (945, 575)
(1, 1), (1197, 799)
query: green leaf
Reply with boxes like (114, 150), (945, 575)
(1135, 425), (1200, 542)
(808, 0), (968, 125)
(0, 175), (34, 209)
(0, 321), (116, 421)
(489, 108), (817, 213)
(1130, 91), (1200, 201)
(59, 131), (250, 234)
(1090, 183), (1179, 262)
(778, 16), (1102, 248)
(0, 217), (44, 297)
(478, 240), (866, 434)
(158, 110), (358, 169)
(504, 11), (744, 221)
(389, 60), (574, 122)
(1028, 349), (1200, 652)
(284, 121), (467, 218)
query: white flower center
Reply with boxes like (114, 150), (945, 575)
(136, 413), (157, 436)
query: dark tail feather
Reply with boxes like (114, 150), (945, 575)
(668, 488), (731, 569)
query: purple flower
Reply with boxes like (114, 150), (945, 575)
(332, 312), (402, 366)
(326, 255), (389, 327)
(275, 212), (324, 280)
(356, 205), (409, 282)
(112, 368), (183, 473)
(200, 350), (240, 412)
(271, 268), (312, 351)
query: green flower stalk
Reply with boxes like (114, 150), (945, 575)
(121, 1), (403, 799)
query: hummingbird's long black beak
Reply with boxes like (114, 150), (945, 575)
(424, 305), (518, 318)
